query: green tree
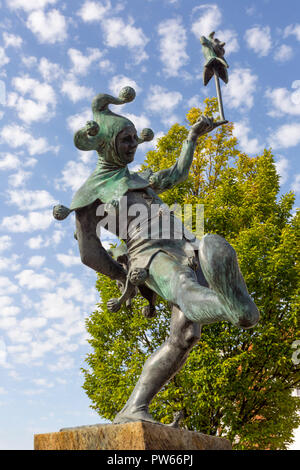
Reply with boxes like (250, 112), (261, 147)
(82, 98), (300, 450)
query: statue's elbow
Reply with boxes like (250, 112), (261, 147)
(176, 172), (188, 185)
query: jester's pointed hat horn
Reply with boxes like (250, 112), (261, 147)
(74, 86), (154, 153)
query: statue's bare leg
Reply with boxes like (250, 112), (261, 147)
(114, 234), (259, 424)
(113, 305), (201, 424)
(145, 234), (259, 329)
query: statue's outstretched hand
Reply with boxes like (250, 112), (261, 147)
(188, 116), (227, 141)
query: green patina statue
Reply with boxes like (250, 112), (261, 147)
(53, 79), (259, 426)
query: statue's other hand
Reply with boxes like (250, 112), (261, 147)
(189, 116), (227, 141)
(85, 120), (99, 136)
(107, 298), (121, 313)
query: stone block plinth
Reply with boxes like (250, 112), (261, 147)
(34, 421), (232, 450)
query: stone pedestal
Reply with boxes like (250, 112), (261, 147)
(34, 421), (232, 450)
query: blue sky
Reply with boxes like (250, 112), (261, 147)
(0, 0), (299, 450)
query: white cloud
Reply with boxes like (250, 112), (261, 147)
(28, 256), (46, 268)
(0, 153), (20, 171)
(275, 156), (290, 185)
(8, 76), (56, 123)
(32, 378), (53, 387)
(12, 76), (56, 104)
(273, 44), (293, 63)
(99, 59), (115, 73)
(21, 55), (38, 68)
(268, 123), (300, 149)
(0, 80), (5, 105)
(0, 47), (10, 67)
(101, 16), (149, 63)
(6, 189), (56, 211)
(0, 339), (8, 367)
(145, 85), (182, 114)
(51, 230), (65, 246)
(0, 124), (56, 155)
(7, 0), (57, 11)
(265, 81), (300, 117)
(244, 26), (272, 57)
(191, 4), (222, 38)
(68, 48), (102, 76)
(38, 57), (64, 82)
(0, 254), (21, 271)
(67, 108), (92, 134)
(26, 9), (67, 44)
(291, 174), (300, 193)
(0, 276), (19, 295)
(187, 94), (202, 108)
(157, 17), (189, 77)
(56, 253), (81, 267)
(233, 121), (263, 155)
(0, 236), (12, 253)
(57, 159), (92, 192)
(223, 68), (258, 110)
(0, 274), (96, 366)
(26, 230), (64, 249)
(48, 355), (75, 371)
(8, 169), (32, 188)
(0, 316), (17, 330)
(61, 76), (93, 102)
(0, 295), (19, 312)
(284, 24), (300, 41)
(34, 277), (96, 335)
(2, 32), (23, 48)
(15, 269), (55, 290)
(1, 210), (53, 232)
(0, 254), (21, 272)
(26, 235), (44, 250)
(77, 0), (111, 22)
(161, 114), (180, 128)
(123, 113), (151, 132)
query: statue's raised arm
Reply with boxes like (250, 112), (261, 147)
(149, 116), (226, 193)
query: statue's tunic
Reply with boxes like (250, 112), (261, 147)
(69, 138), (198, 272)
(97, 187), (197, 273)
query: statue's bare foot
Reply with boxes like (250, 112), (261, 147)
(113, 407), (159, 425)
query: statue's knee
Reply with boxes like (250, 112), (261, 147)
(176, 271), (195, 294)
(200, 233), (233, 255)
(171, 327), (200, 351)
(238, 308), (259, 329)
(176, 272), (188, 291)
(184, 328), (200, 349)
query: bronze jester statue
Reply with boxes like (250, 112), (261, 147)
(53, 85), (259, 425)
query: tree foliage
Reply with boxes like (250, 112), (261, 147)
(82, 98), (300, 450)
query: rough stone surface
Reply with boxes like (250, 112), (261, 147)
(34, 421), (232, 450)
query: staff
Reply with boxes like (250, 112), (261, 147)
(200, 31), (229, 122)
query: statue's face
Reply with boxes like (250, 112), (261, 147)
(116, 126), (139, 163)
